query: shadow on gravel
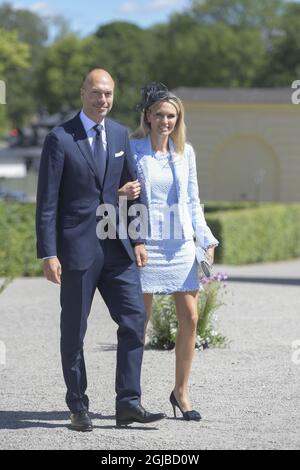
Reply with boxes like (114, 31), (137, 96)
(0, 411), (70, 429)
(0, 411), (161, 431)
(228, 277), (300, 286)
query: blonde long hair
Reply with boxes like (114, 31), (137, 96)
(131, 97), (186, 156)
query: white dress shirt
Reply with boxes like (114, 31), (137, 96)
(79, 109), (107, 155)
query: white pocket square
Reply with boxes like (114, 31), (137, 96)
(115, 151), (124, 158)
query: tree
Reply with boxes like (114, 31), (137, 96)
(0, 28), (30, 74)
(0, 3), (47, 126)
(35, 23), (157, 128)
(190, 0), (285, 32)
(0, 2), (48, 50)
(0, 3), (71, 126)
(149, 13), (266, 88)
(254, 2), (300, 86)
(150, 0), (300, 89)
(94, 22), (156, 127)
(0, 28), (30, 131)
(35, 34), (110, 112)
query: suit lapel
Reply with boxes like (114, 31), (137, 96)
(71, 114), (102, 188)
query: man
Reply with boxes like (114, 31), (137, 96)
(36, 69), (165, 431)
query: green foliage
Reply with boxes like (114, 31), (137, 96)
(149, 296), (179, 350)
(0, 2), (48, 47)
(149, 15), (266, 89)
(94, 22), (156, 128)
(207, 203), (300, 264)
(0, 28), (30, 75)
(0, 202), (42, 285)
(190, 0), (285, 30)
(0, 3), (46, 126)
(204, 201), (262, 213)
(255, 2), (300, 86)
(197, 275), (227, 348)
(0, 3), (71, 128)
(189, 0), (300, 88)
(35, 34), (102, 113)
(0, 27), (31, 127)
(34, 22), (156, 128)
(0, 106), (8, 137)
(149, 275), (228, 350)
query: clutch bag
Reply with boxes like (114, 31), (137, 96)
(195, 243), (212, 278)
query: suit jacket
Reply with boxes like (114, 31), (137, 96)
(36, 112), (143, 270)
(130, 135), (219, 249)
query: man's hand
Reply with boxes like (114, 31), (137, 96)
(118, 180), (141, 200)
(134, 243), (148, 267)
(43, 257), (62, 284)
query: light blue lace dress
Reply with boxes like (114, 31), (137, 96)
(140, 150), (201, 294)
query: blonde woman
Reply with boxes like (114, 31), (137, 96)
(123, 83), (219, 421)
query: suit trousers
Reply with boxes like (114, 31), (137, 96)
(60, 238), (146, 413)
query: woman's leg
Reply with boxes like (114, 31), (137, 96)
(173, 290), (199, 411)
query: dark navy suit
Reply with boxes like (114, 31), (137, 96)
(36, 112), (146, 413)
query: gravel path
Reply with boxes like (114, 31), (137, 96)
(0, 259), (300, 450)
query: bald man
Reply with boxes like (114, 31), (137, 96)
(36, 69), (165, 431)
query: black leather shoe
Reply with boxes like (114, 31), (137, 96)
(116, 404), (166, 427)
(69, 411), (93, 432)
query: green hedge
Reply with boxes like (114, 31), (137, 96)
(0, 201), (42, 277)
(206, 203), (300, 264)
(1, 202), (300, 277)
(204, 201), (262, 213)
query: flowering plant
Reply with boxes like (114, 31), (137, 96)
(149, 272), (228, 350)
(196, 272), (228, 350)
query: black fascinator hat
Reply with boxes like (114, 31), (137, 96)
(136, 82), (177, 112)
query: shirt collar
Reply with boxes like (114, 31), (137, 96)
(80, 110), (105, 134)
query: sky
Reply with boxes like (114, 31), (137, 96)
(2, 0), (191, 35)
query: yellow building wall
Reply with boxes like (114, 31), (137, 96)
(184, 102), (300, 202)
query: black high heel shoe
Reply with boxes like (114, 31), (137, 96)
(169, 391), (201, 421)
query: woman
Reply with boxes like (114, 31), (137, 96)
(124, 82), (219, 421)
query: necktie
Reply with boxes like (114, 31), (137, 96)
(93, 124), (107, 186)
